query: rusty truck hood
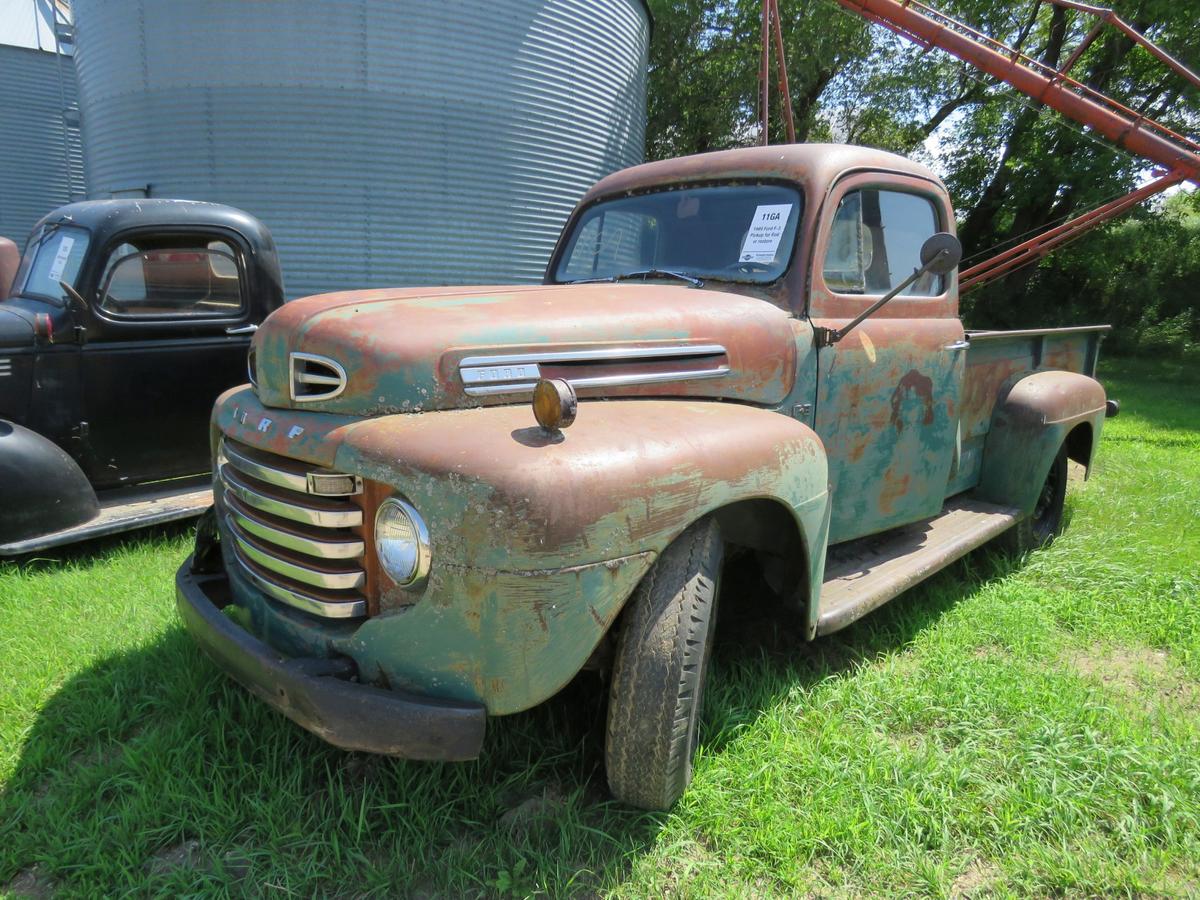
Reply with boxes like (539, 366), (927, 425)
(252, 283), (797, 415)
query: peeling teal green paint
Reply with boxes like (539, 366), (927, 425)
(212, 393), (830, 713)
(975, 370), (1106, 514)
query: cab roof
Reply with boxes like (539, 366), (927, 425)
(583, 143), (946, 203)
(28, 199), (276, 254)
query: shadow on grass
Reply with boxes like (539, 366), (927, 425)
(1, 519), (197, 574)
(2, 542), (1024, 896)
(702, 545), (1023, 754)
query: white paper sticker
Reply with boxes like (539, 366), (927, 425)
(739, 204), (793, 263)
(46, 235), (76, 283)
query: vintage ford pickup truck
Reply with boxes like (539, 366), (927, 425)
(176, 144), (1115, 809)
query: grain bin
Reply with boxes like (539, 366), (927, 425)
(70, 0), (649, 299)
(0, 0), (84, 243)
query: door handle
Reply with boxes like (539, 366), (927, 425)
(943, 339), (970, 351)
(226, 324), (258, 335)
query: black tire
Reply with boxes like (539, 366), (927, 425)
(999, 444), (1068, 554)
(605, 516), (723, 810)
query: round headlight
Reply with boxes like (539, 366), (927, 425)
(374, 497), (431, 586)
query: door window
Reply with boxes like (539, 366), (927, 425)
(823, 188), (943, 296)
(98, 238), (245, 318)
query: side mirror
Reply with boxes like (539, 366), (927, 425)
(919, 232), (962, 275)
(817, 232), (962, 347)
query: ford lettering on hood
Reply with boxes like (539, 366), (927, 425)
(251, 283), (798, 415)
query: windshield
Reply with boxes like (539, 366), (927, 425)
(13, 225), (91, 304)
(554, 183), (803, 285)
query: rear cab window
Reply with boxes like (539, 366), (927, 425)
(553, 183), (803, 285)
(97, 237), (246, 319)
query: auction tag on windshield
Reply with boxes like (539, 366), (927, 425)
(46, 235), (76, 283)
(739, 204), (792, 263)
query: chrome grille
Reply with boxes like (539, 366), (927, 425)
(218, 438), (367, 619)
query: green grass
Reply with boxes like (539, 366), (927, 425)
(2, 356), (1198, 897)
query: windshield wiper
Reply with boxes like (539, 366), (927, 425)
(615, 268), (704, 287)
(568, 268), (704, 288)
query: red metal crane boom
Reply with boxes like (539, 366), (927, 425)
(819, 0), (1200, 291)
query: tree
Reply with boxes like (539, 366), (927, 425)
(643, 0), (1200, 335)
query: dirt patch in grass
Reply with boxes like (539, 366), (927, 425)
(1066, 645), (1199, 711)
(145, 838), (204, 876)
(497, 786), (565, 833)
(5, 865), (54, 899)
(951, 857), (1002, 897)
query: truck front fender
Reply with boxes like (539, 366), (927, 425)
(334, 400), (830, 574)
(215, 393), (831, 714)
(0, 420), (99, 547)
(975, 370), (1106, 514)
(341, 400), (829, 713)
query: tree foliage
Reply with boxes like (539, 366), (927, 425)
(644, 0), (1199, 346)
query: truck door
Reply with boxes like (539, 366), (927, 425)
(810, 176), (965, 545)
(78, 233), (256, 489)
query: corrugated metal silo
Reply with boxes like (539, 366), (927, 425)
(70, 0), (648, 299)
(0, 0), (84, 243)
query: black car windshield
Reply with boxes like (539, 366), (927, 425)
(12, 224), (91, 304)
(554, 183), (803, 285)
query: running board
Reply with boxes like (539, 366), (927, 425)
(816, 498), (1021, 636)
(0, 477), (212, 557)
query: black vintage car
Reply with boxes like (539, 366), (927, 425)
(0, 200), (284, 555)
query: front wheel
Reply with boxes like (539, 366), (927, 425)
(999, 444), (1068, 554)
(605, 517), (723, 810)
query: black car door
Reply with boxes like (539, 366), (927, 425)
(78, 231), (257, 489)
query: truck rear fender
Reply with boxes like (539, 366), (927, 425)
(975, 370), (1106, 514)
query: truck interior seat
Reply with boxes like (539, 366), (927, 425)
(0, 237), (19, 301)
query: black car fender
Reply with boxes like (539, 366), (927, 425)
(0, 419), (99, 545)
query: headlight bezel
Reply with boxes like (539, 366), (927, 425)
(373, 496), (431, 588)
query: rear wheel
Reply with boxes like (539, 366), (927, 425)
(605, 517), (723, 810)
(999, 444), (1068, 554)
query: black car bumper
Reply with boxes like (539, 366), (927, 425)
(175, 555), (487, 760)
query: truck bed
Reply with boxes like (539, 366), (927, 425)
(948, 324), (1110, 497)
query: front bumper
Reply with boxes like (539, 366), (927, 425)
(175, 554), (487, 760)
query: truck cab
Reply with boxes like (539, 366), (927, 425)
(175, 145), (1111, 809)
(1, 200), (285, 555)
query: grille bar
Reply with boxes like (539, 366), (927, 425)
(229, 526), (365, 590)
(229, 541), (367, 619)
(222, 441), (310, 492)
(220, 465), (362, 528)
(227, 498), (364, 560)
